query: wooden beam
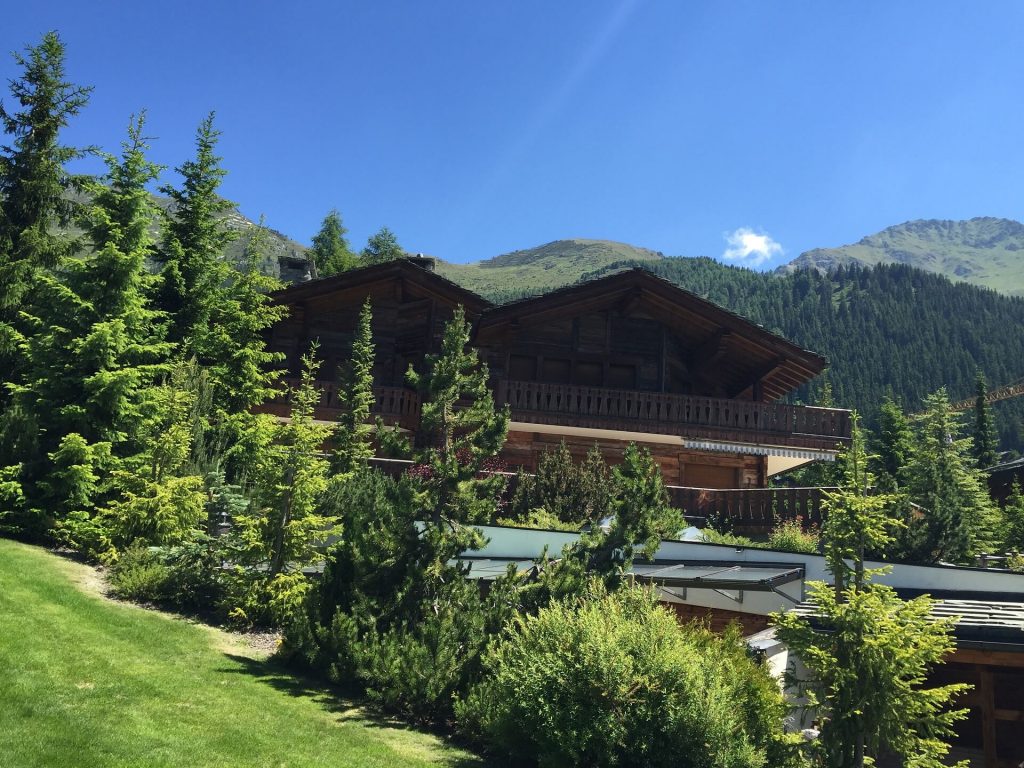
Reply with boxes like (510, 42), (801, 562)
(950, 648), (1024, 668)
(979, 666), (997, 768)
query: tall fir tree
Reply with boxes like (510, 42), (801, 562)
(773, 417), (968, 768)
(309, 209), (357, 277)
(0, 32), (91, 500)
(903, 388), (1002, 563)
(362, 226), (404, 264)
(870, 396), (914, 492)
(155, 113), (236, 348)
(332, 298), (376, 474)
(971, 371), (999, 470)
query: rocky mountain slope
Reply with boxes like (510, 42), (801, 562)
(779, 217), (1024, 296)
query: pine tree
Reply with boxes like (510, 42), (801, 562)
(227, 348), (335, 623)
(871, 396), (914, 491)
(308, 209), (357, 277)
(903, 388), (1002, 563)
(971, 371), (998, 470)
(200, 220), (287, 414)
(0, 32), (91, 512)
(580, 443), (682, 588)
(333, 298), (376, 474)
(772, 417), (968, 768)
(155, 113), (235, 348)
(362, 226), (404, 264)
(407, 305), (509, 538)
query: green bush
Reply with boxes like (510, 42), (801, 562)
(767, 518), (820, 554)
(458, 584), (798, 768)
(108, 545), (173, 603)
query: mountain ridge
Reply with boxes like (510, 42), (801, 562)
(779, 217), (1024, 295)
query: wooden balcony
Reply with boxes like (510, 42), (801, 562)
(257, 378), (421, 430)
(495, 379), (851, 452)
(667, 485), (835, 534)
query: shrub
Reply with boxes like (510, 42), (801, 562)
(767, 517), (820, 554)
(107, 545), (173, 603)
(700, 527), (759, 548)
(458, 583), (798, 768)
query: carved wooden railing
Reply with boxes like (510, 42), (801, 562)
(667, 485), (836, 533)
(495, 379), (851, 450)
(260, 378), (421, 430)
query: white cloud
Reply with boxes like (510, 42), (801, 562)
(721, 228), (784, 267)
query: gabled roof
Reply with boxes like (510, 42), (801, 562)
(270, 258), (492, 313)
(476, 267), (827, 400)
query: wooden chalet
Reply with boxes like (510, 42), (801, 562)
(260, 258), (853, 528)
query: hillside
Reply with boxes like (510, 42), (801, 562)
(435, 239), (664, 300)
(780, 217), (1024, 296)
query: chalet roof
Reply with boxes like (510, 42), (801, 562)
(476, 267), (827, 401)
(270, 258), (492, 313)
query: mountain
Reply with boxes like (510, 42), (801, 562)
(780, 217), (1024, 296)
(435, 239), (664, 300)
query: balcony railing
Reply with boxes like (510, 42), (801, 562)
(495, 379), (851, 451)
(259, 378), (421, 430)
(667, 486), (835, 533)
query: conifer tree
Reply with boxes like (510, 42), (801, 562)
(407, 305), (509, 539)
(903, 389), (1002, 562)
(155, 113), (235, 348)
(772, 417), (968, 768)
(200, 220), (287, 414)
(971, 371), (998, 470)
(362, 226), (404, 264)
(333, 298), (376, 474)
(0, 32), (90, 511)
(309, 209), (358, 277)
(227, 349), (335, 623)
(11, 114), (168, 536)
(871, 396), (914, 491)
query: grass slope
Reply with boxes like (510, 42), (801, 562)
(781, 217), (1024, 296)
(0, 540), (483, 768)
(435, 238), (664, 298)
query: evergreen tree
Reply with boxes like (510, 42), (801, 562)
(971, 371), (999, 469)
(155, 113), (236, 348)
(200, 220), (287, 414)
(308, 208), (357, 277)
(870, 396), (914, 491)
(0, 32), (90, 515)
(902, 389), (1002, 563)
(772, 417), (968, 768)
(1003, 481), (1024, 555)
(579, 443), (683, 589)
(407, 305), (509, 536)
(362, 226), (404, 264)
(0, 32), (91, 379)
(333, 298), (375, 474)
(505, 442), (617, 527)
(226, 348), (335, 624)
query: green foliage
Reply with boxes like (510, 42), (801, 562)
(870, 396), (914, 491)
(199, 220), (287, 415)
(971, 371), (999, 469)
(332, 298), (375, 474)
(225, 349), (334, 624)
(700, 527), (758, 548)
(772, 417), (969, 768)
(1003, 481), (1024, 553)
(361, 225), (404, 264)
(459, 583), (798, 768)
(574, 443), (683, 590)
(900, 389), (1002, 563)
(309, 208), (358, 276)
(495, 507), (582, 531)
(767, 518), (820, 554)
(107, 544), (174, 602)
(504, 442), (616, 527)
(156, 112), (236, 348)
(0, 32), (91, 401)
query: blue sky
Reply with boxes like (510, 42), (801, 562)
(5, 2), (1024, 268)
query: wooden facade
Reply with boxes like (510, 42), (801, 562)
(260, 259), (853, 505)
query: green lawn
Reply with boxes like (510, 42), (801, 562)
(0, 539), (485, 768)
